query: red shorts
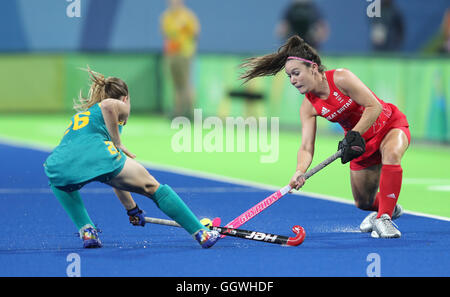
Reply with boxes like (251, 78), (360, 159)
(350, 105), (410, 171)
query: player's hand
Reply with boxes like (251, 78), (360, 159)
(289, 170), (306, 192)
(338, 130), (365, 164)
(117, 144), (136, 159)
(127, 205), (146, 227)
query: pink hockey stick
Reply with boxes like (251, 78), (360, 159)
(216, 150), (342, 237)
(216, 185), (291, 237)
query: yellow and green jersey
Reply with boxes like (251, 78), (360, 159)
(44, 103), (126, 189)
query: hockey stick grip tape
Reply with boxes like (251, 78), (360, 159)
(303, 149), (343, 180)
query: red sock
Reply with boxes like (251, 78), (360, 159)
(370, 193), (380, 211)
(377, 164), (403, 218)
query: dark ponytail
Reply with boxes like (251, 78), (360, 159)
(239, 35), (325, 83)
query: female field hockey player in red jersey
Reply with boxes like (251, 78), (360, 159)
(240, 35), (410, 238)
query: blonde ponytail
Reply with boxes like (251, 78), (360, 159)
(73, 66), (128, 112)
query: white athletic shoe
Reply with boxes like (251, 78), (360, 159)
(360, 212), (377, 233)
(371, 214), (401, 238)
(359, 204), (403, 233)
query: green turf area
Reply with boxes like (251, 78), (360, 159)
(1, 113), (449, 218)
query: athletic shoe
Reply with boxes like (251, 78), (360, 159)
(80, 226), (103, 248)
(371, 214), (401, 238)
(194, 229), (220, 249)
(391, 204), (403, 220)
(360, 204), (404, 232)
(360, 212), (377, 233)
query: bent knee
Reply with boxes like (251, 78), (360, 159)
(142, 182), (160, 196)
(382, 151), (403, 165)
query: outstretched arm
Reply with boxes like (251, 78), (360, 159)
(290, 99), (317, 190)
(113, 188), (136, 210)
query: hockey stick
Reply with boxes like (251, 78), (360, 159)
(144, 216), (305, 247)
(219, 149), (343, 235)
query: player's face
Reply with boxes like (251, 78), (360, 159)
(285, 60), (314, 94)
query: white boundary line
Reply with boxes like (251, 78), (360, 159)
(0, 186), (266, 194)
(0, 136), (55, 152)
(2, 136), (449, 222)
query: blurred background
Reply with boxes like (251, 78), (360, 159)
(0, 0), (449, 217)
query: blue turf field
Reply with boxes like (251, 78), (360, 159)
(1, 142), (449, 277)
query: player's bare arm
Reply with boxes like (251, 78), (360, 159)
(101, 97), (136, 159)
(290, 99), (317, 190)
(333, 68), (382, 135)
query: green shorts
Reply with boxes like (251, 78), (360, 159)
(52, 162), (125, 192)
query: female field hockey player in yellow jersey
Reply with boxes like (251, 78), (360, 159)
(44, 68), (219, 248)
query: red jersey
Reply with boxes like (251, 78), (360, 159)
(305, 69), (406, 141)
(305, 69), (410, 170)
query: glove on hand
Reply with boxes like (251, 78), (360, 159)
(338, 130), (366, 164)
(127, 205), (146, 227)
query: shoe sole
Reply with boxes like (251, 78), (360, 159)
(370, 231), (380, 238)
(83, 239), (102, 248)
(371, 230), (401, 238)
(201, 236), (220, 248)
